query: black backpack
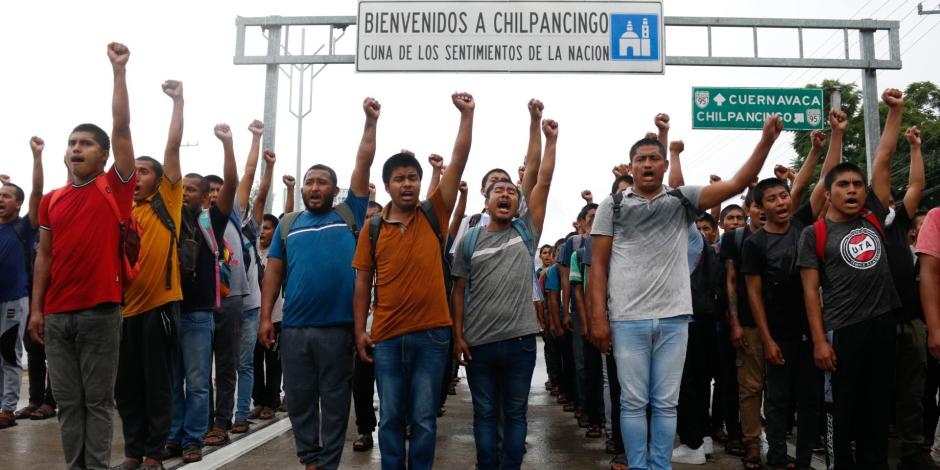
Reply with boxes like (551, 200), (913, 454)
(690, 236), (722, 321)
(178, 208), (205, 282)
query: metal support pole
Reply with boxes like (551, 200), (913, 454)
(860, 28), (880, 180)
(261, 26), (282, 213)
(294, 29), (307, 211)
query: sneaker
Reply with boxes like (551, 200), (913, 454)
(703, 436), (714, 455)
(671, 444), (707, 465)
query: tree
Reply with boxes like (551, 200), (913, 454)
(791, 80), (940, 210)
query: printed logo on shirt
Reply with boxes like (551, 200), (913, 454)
(5, 309), (14, 319)
(839, 227), (882, 270)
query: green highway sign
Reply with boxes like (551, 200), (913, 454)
(692, 87), (825, 131)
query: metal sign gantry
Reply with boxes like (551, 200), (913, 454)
(234, 14), (902, 205)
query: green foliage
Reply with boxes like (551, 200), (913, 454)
(791, 80), (940, 210)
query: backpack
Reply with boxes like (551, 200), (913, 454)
(459, 219), (535, 295)
(367, 200), (450, 303)
(813, 208), (885, 262)
(49, 175), (141, 290)
(178, 209), (205, 280)
(690, 234), (721, 321)
(145, 192), (177, 290)
(467, 213), (484, 229)
(278, 202), (360, 285)
(197, 210), (231, 308)
(11, 219), (35, 293)
(612, 188), (697, 219)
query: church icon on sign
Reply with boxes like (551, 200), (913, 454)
(610, 14), (659, 61)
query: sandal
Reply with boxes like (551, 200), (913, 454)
(163, 443), (181, 460)
(586, 424), (603, 438)
(577, 415), (590, 428)
(353, 433), (374, 452)
(0, 411), (16, 429)
(247, 406), (263, 420)
(605, 438), (620, 455)
(30, 404), (56, 420)
(277, 402), (288, 413)
(231, 420), (250, 434)
(726, 438), (746, 457)
(259, 407), (275, 420)
(609, 454), (628, 470)
(181, 444), (202, 463)
(14, 404), (37, 420)
(743, 441), (764, 470)
(204, 427), (230, 446)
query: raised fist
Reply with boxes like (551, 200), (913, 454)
(581, 190), (593, 202)
(542, 119), (559, 139)
(644, 132), (658, 141)
(762, 115), (784, 142)
(30, 136), (45, 155)
(882, 88), (903, 109)
(428, 154), (444, 169)
(811, 130), (827, 150)
(369, 183), (376, 195)
(905, 126), (921, 146)
(107, 42), (130, 67)
(214, 123), (232, 141)
(612, 163), (631, 177)
(283, 175), (296, 188)
(709, 174), (722, 185)
(162, 80), (183, 100)
(669, 140), (684, 154)
(654, 113), (670, 131)
(773, 165), (792, 181)
(363, 97), (381, 120)
(828, 110), (848, 132)
(748, 176), (759, 189)
(244, 120), (263, 137)
(263, 149), (276, 165)
(517, 165), (525, 182)
(0, 175), (9, 185)
(528, 99), (544, 121)
(452, 92), (475, 113)
(459, 181), (468, 194)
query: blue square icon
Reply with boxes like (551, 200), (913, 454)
(610, 14), (659, 61)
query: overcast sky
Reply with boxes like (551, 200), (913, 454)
(2, 0), (938, 240)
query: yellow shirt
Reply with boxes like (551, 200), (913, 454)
(123, 176), (183, 317)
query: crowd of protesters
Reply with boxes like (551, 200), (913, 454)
(1, 42), (940, 470)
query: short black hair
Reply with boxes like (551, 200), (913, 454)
(753, 177), (790, 206)
(578, 203), (599, 221)
(554, 238), (566, 249)
(611, 175), (633, 195)
(368, 201), (383, 212)
(744, 188), (755, 208)
(481, 168), (511, 189)
(205, 174), (223, 187)
(719, 204), (744, 222)
(914, 210), (929, 224)
(185, 173), (210, 194)
(697, 213), (718, 230)
(262, 213), (279, 227)
(71, 123), (110, 153)
(2, 183), (25, 203)
(539, 244), (553, 254)
(628, 137), (666, 161)
(136, 156), (164, 179)
(305, 164), (338, 186)
(484, 178), (515, 199)
(824, 162), (866, 190)
(382, 153), (423, 185)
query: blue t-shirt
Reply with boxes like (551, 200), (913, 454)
(0, 216), (36, 302)
(269, 193), (368, 328)
(544, 264), (561, 292)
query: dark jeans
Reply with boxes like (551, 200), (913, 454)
(831, 314), (896, 470)
(353, 346), (377, 435)
(45, 304), (122, 470)
(582, 338), (605, 425)
(765, 337), (822, 468)
(896, 319), (928, 458)
(545, 333), (562, 386)
(677, 319), (714, 449)
(558, 332), (578, 401)
(712, 323), (742, 439)
(252, 321), (282, 409)
(281, 325), (354, 470)
(605, 354), (624, 453)
(23, 328), (55, 407)
(466, 335), (538, 470)
(438, 329), (455, 409)
(209, 295), (243, 429)
(373, 326), (451, 470)
(116, 304), (179, 461)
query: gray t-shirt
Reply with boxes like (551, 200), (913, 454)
(591, 185), (702, 321)
(451, 211), (541, 347)
(239, 201), (262, 311)
(223, 200), (251, 300)
(258, 246), (283, 323)
(796, 190), (900, 331)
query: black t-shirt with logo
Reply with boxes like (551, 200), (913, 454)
(884, 200), (921, 321)
(741, 204), (814, 340)
(720, 225), (755, 327)
(797, 190), (901, 331)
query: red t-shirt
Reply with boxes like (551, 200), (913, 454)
(39, 166), (136, 315)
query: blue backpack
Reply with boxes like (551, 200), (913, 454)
(460, 219), (536, 297)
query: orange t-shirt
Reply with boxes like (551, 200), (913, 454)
(352, 188), (453, 342)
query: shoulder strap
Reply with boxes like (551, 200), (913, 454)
(612, 191), (624, 217)
(734, 226), (745, 252)
(368, 214), (383, 262)
(419, 200), (444, 241)
(12, 219), (33, 276)
(860, 208), (886, 239)
(668, 188), (698, 219)
(813, 218), (828, 262)
(94, 175), (123, 224)
(278, 211), (302, 246)
(461, 226), (484, 269)
(511, 219), (535, 256)
(468, 213), (483, 228)
(334, 202), (360, 238)
(149, 192), (178, 290)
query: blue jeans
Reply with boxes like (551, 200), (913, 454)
(611, 315), (690, 470)
(169, 311), (214, 448)
(235, 308), (259, 421)
(466, 335), (537, 470)
(373, 326), (451, 470)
